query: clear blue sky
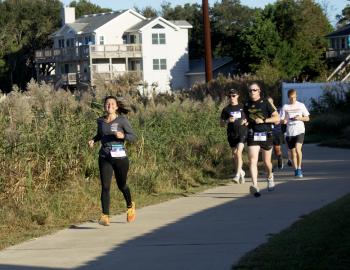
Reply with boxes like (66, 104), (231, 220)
(61, 0), (347, 25)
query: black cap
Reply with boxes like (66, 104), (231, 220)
(228, 89), (239, 96)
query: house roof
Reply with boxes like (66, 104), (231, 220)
(125, 17), (192, 32)
(126, 18), (158, 32)
(169, 20), (192, 28)
(75, 11), (125, 33)
(326, 24), (350, 38)
(186, 57), (234, 75)
(52, 9), (148, 37)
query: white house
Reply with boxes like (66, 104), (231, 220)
(35, 7), (192, 93)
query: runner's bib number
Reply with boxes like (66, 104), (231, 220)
(230, 111), (242, 119)
(110, 144), (126, 158)
(254, 132), (267, 142)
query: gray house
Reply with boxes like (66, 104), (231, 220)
(185, 57), (236, 87)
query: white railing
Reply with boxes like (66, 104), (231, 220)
(90, 44), (142, 58)
(35, 44), (142, 62)
(326, 49), (350, 59)
(35, 46), (90, 62)
(93, 71), (143, 81)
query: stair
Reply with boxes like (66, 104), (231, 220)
(327, 53), (350, 82)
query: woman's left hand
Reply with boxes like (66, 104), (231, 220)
(114, 131), (125, 139)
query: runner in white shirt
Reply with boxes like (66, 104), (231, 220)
(280, 89), (310, 178)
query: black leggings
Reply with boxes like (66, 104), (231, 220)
(98, 156), (132, 215)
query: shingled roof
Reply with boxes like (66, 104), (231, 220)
(52, 11), (125, 36)
(326, 24), (350, 38)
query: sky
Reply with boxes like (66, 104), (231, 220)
(61, 0), (347, 26)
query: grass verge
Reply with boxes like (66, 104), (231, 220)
(232, 193), (350, 270)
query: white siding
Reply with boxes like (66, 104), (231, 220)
(141, 20), (189, 93)
(95, 11), (144, 45)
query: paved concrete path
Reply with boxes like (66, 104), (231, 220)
(1, 144), (350, 270)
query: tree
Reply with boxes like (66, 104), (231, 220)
(0, 0), (62, 91)
(69, 0), (111, 18)
(134, 6), (158, 18)
(336, 0), (350, 27)
(240, 0), (332, 81)
(161, 2), (204, 59)
(211, 0), (256, 58)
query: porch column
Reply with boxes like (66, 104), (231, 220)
(109, 58), (112, 80)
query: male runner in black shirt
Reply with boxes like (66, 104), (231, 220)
(244, 83), (280, 197)
(220, 89), (248, 183)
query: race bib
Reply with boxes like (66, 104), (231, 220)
(254, 132), (267, 142)
(230, 111), (242, 119)
(110, 123), (119, 132)
(110, 144), (126, 158)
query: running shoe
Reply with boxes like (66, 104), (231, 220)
(240, 170), (246, 184)
(250, 185), (261, 197)
(267, 174), (275, 191)
(296, 169), (303, 178)
(287, 160), (292, 167)
(294, 169), (298, 176)
(127, 202), (136, 223)
(98, 214), (110, 226)
(278, 156), (283, 169)
(233, 174), (240, 184)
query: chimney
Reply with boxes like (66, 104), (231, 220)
(61, 7), (75, 25)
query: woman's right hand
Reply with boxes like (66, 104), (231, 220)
(88, 140), (94, 148)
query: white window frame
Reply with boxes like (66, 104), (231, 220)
(153, 59), (167, 70)
(152, 33), (166, 45)
(99, 36), (104, 45)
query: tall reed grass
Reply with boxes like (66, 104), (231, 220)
(0, 78), (242, 249)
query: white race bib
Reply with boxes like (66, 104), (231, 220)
(230, 111), (242, 119)
(110, 144), (126, 158)
(110, 123), (119, 132)
(254, 132), (267, 142)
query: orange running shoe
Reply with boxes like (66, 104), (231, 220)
(127, 202), (136, 223)
(98, 214), (110, 226)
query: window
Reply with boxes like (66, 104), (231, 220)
(152, 33), (166, 44)
(331, 38), (336, 49)
(341, 37), (345, 49)
(58, 39), (65, 48)
(99, 36), (104, 45)
(152, 24), (165, 29)
(85, 36), (91, 45)
(159, 34), (165, 44)
(153, 59), (167, 70)
(130, 35), (136, 44)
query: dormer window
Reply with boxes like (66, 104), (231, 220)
(152, 24), (165, 29)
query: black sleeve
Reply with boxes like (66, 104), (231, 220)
(240, 105), (247, 121)
(220, 108), (227, 121)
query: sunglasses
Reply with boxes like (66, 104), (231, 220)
(228, 94), (238, 98)
(249, 88), (259, 92)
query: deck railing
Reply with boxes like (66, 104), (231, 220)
(326, 49), (350, 59)
(35, 44), (142, 62)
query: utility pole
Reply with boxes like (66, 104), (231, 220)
(202, 0), (212, 82)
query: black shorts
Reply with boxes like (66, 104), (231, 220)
(273, 132), (284, 146)
(228, 134), (247, 148)
(286, 133), (305, 149)
(247, 131), (273, 150)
